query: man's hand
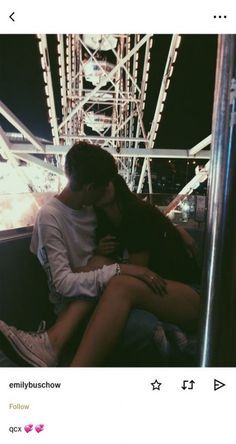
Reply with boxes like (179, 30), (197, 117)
(120, 264), (167, 296)
(95, 235), (119, 256)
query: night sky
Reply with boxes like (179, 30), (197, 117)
(0, 34), (217, 151)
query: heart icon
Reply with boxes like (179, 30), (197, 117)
(35, 424), (44, 433)
(24, 424), (33, 433)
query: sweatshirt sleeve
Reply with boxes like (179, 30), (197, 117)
(31, 221), (117, 298)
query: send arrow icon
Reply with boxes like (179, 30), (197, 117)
(214, 379), (226, 391)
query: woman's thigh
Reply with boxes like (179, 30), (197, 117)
(108, 276), (200, 331)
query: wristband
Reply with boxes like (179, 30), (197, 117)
(115, 263), (121, 275)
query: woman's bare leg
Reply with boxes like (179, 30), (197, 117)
(47, 255), (114, 354)
(70, 275), (200, 367)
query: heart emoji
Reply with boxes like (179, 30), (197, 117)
(35, 424), (44, 433)
(24, 424), (33, 433)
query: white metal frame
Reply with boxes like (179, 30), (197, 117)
(0, 34), (212, 204)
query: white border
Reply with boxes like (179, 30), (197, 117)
(0, 0), (235, 33)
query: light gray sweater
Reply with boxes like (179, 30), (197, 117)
(30, 197), (117, 308)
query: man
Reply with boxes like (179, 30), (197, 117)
(0, 142), (164, 367)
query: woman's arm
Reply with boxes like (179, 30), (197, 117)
(175, 225), (198, 259)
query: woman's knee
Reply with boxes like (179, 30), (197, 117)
(106, 275), (141, 290)
(103, 275), (140, 304)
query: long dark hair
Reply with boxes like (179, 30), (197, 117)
(97, 174), (200, 283)
(111, 173), (179, 235)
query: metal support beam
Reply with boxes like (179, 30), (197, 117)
(0, 127), (35, 191)
(164, 162), (209, 215)
(199, 35), (236, 366)
(38, 35), (59, 144)
(0, 101), (45, 152)
(148, 35), (182, 148)
(57, 34), (67, 113)
(14, 153), (64, 177)
(146, 158), (153, 194)
(188, 135), (212, 155)
(137, 35), (182, 192)
(137, 158), (147, 193)
(10, 144), (211, 158)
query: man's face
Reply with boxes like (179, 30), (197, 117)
(81, 183), (110, 206)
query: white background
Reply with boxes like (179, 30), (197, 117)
(0, 368), (235, 443)
(0, 0), (235, 33)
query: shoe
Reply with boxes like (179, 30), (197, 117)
(0, 320), (58, 367)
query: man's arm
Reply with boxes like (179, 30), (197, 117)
(31, 218), (166, 298)
(32, 222), (118, 298)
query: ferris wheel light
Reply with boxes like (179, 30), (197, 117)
(173, 51), (178, 64)
(40, 58), (46, 71)
(43, 71), (47, 84)
(176, 35), (182, 48)
(169, 66), (174, 77)
(165, 79), (170, 90)
(38, 41), (43, 55)
(162, 91), (167, 102)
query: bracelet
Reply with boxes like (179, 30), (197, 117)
(115, 263), (121, 275)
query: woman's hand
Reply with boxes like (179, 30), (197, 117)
(120, 263), (167, 296)
(95, 235), (119, 257)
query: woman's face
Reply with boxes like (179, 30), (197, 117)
(95, 181), (115, 208)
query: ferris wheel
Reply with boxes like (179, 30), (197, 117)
(37, 33), (187, 193)
(0, 33), (211, 213)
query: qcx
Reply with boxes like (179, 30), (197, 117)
(9, 426), (22, 433)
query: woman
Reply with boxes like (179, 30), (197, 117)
(65, 174), (202, 366)
(69, 174), (202, 366)
(95, 173), (201, 286)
